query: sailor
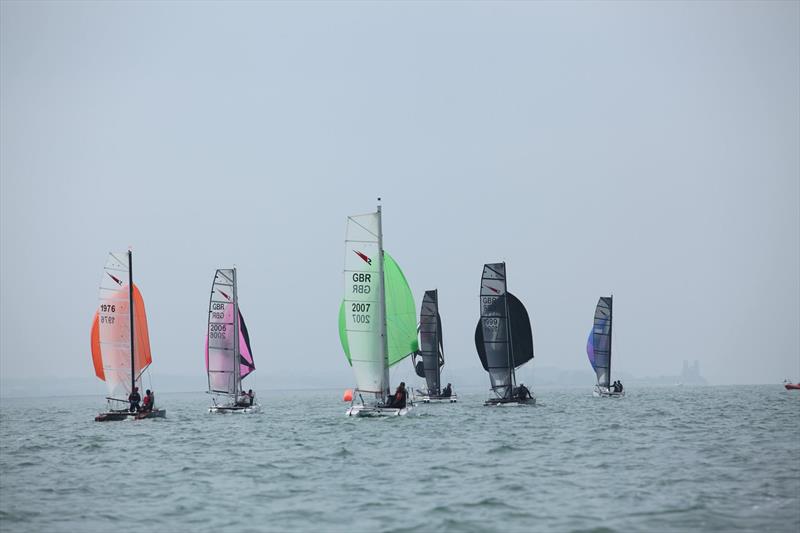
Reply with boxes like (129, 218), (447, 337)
(128, 387), (141, 412)
(516, 383), (532, 400)
(236, 392), (250, 407)
(441, 383), (452, 398)
(617, 381), (624, 393)
(387, 382), (407, 409)
(247, 389), (255, 406)
(141, 389), (153, 412)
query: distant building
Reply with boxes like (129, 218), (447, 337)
(680, 360), (708, 385)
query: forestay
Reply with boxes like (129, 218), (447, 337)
(90, 252), (152, 401)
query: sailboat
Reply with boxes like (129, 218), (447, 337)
(338, 203), (419, 417)
(91, 250), (165, 421)
(475, 262), (536, 406)
(412, 290), (456, 403)
(206, 268), (259, 413)
(587, 296), (623, 397)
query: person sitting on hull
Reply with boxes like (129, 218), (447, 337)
(386, 382), (407, 409)
(247, 389), (254, 406)
(441, 383), (452, 398)
(141, 389), (153, 413)
(515, 383), (533, 401)
(616, 381), (624, 393)
(236, 391), (251, 407)
(128, 387), (141, 412)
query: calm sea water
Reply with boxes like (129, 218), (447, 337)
(1, 385), (798, 532)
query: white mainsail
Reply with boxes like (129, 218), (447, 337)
(343, 210), (388, 397)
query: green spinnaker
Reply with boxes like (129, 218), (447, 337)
(339, 251), (418, 367)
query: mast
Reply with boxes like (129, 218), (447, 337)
(128, 249), (135, 398)
(434, 289), (440, 395)
(376, 200), (390, 401)
(608, 294), (613, 384)
(233, 267), (241, 398)
(503, 262), (516, 397)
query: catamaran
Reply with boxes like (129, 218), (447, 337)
(206, 268), (259, 413)
(412, 290), (457, 403)
(587, 296), (623, 397)
(339, 203), (419, 417)
(91, 250), (165, 421)
(475, 262), (536, 406)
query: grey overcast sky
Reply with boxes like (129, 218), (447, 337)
(1, 1), (798, 392)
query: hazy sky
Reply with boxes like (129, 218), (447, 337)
(1, 1), (798, 392)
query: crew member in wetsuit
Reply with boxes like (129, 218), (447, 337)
(387, 382), (407, 408)
(516, 383), (533, 400)
(141, 389), (153, 412)
(128, 387), (141, 412)
(617, 381), (623, 393)
(441, 383), (452, 398)
(247, 389), (255, 406)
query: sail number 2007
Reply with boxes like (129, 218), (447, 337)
(351, 302), (370, 324)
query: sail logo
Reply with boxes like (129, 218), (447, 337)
(353, 250), (372, 266)
(107, 272), (123, 286)
(483, 284), (500, 294)
(218, 290), (232, 301)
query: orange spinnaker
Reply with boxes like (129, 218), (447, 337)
(91, 313), (103, 380)
(90, 284), (152, 382)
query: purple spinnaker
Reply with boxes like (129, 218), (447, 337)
(586, 330), (596, 369)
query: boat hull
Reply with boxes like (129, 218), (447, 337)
(593, 386), (625, 398)
(209, 404), (261, 414)
(484, 397), (536, 407)
(417, 394), (458, 404)
(785, 383), (800, 390)
(345, 404), (413, 417)
(95, 409), (166, 422)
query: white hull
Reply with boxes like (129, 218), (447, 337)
(416, 394), (458, 404)
(593, 386), (625, 398)
(208, 403), (261, 414)
(345, 404), (414, 417)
